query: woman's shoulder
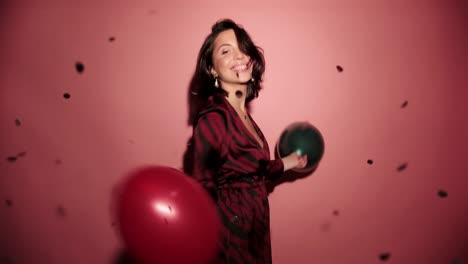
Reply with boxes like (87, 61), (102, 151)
(198, 95), (229, 116)
(195, 95), (230, 124)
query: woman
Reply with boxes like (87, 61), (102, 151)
(189, 19), (307, 264)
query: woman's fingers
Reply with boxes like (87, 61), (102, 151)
(298, 154), (307, 168)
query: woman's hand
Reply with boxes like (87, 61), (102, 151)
(281, 151), (307, 172)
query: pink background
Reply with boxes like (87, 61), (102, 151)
(1, 0), (467, 263)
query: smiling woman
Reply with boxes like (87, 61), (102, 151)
(185, 19), (308, 264)
(210, 29), (255, 94)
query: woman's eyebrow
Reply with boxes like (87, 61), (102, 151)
(216, 43), (232, 52)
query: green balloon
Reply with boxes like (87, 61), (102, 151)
(277, 122), (325, 172)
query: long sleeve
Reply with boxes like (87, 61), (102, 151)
(191, 111), (227, 201)
(261, 159), (284, 181)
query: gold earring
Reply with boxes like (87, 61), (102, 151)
(214, 76), (219, 88)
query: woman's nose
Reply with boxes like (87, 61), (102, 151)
(234, 50), (245, 60)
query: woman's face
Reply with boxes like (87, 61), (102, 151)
(210, 29), (253, 88)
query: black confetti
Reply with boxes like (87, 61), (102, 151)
(320, 221), (332, 232)
(397, 162), (408, 172)
(109, 36), (115, 42)
(75, 62), (84, 73)
(15, 119), (21, 126)
(56, 205), (67, 217)
(367, 159), (374, 165)
(336, 65), (343, 72)
(379, 252), (391, 261)
(401, 100), (408, 108)
(333, 210), (340, 216)
(63, 93), (71, 99)
(235, 90), (243, 98)
(5, 199), (13, 207)
(17, 151), (26, 157)
(438, 190), (448, 198)
(6, 156), (17, 162)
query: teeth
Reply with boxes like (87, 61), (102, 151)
(233, 64), (247, 70)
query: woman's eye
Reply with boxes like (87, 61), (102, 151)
(221, 50), (229, 54)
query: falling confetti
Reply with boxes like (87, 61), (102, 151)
(109, 36), (115, 42)
(56, 205), (67, 218)
(379, 252), (391, 261)
(367, 159), (374, 165)
(336, 65), (343, 72)
(438, 189), (448, 198)
(6, 152), (26, 162)
(63, 93), (71, 99)
(5, 199), (13, 207)
(401, 100), (408, 108)
(333, 210), (340, 216)
(75, 61), (84, 73)
(15, 119), (21, 126)
(6, 156), (17, 162)
(397, 162), (408, 172)
(320, 221), (332, 232)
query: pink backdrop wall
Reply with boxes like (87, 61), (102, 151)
(1, 0), (467, 263)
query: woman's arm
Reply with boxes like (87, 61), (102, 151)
(262, 152), (307, 181)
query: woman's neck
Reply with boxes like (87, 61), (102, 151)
(222, 84), (247, 113)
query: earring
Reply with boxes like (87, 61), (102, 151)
(251, 77), (255, 83)
(214, 76), (219, 88)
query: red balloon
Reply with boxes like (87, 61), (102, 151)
(115, 166), (221, 264)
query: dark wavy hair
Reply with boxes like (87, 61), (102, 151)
(192, 18), (265, 104)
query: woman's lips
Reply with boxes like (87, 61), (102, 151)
(231, 64), (248, 72)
